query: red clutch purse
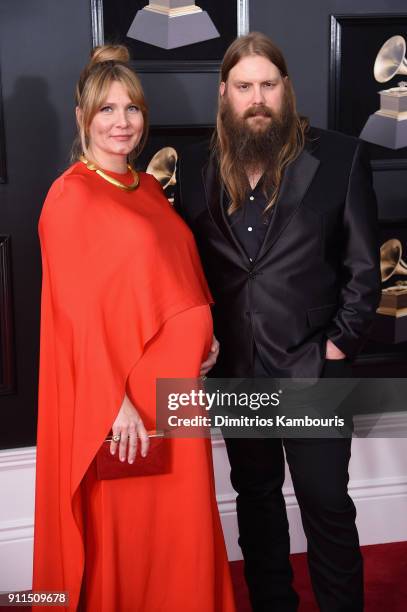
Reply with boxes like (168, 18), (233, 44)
(95, 431), (170, 480)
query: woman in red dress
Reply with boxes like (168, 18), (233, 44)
(33, 45), (236, 612)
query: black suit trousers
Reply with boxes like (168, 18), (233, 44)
(223, 358), (363, 612)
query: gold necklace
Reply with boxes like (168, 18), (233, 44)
(79, 155), (140, 191)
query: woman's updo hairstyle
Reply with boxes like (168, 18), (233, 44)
(72, 44), (149, 164)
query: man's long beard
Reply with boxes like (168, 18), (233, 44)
(220, 94), (294, 172)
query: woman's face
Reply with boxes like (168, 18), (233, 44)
(87, 80), (144, 166)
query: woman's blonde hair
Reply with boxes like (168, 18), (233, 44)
(72, 45), (149, 164)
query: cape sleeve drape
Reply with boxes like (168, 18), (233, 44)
(33, 169), (212, 610)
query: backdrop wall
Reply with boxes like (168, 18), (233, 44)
(0, 0), (406, 587)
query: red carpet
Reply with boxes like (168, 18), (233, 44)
(229, 541), (407, 611)
(1, 542), (406, 611)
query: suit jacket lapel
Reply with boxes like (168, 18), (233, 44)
(201, 146), (320, 265)
(202, 155), (249, 264)
(256, 148), (320, 262)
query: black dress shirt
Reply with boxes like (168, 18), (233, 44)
(226, 179), (274, 262)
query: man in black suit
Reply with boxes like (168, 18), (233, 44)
(177, 32), (381, 612)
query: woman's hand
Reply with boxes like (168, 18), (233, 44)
(200, 335), (220, 376)
(110, 393), (149, 463)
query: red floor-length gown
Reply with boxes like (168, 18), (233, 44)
(33, 162), (236, 612)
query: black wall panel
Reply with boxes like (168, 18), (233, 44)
(0, 0), (406, 449)
(0, 0), (92, 448)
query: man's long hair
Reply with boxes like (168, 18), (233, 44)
(214, 32), (309, 214)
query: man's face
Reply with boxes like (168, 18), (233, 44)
(220, 55), (286, 132)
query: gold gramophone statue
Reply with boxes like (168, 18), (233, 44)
(377, 238), (407, 317)
(146, 147), (178, 204)
(360, 35), (407, 149)
(370, 237), (407, 343)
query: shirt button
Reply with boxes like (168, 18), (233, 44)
(249, 257), (253, 262)
(248, 226), (253, 232)
(249, 195), (254, 201)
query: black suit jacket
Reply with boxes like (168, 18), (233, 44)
(177, 127), (381, 378)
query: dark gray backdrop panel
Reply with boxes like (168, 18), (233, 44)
(1, 0), (406, 449)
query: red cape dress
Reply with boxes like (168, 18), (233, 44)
(33, 162), (236, 611)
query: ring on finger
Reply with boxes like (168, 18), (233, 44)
(112, 434), (121, 443)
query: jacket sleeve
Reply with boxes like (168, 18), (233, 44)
(326, 141), (381, 358)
